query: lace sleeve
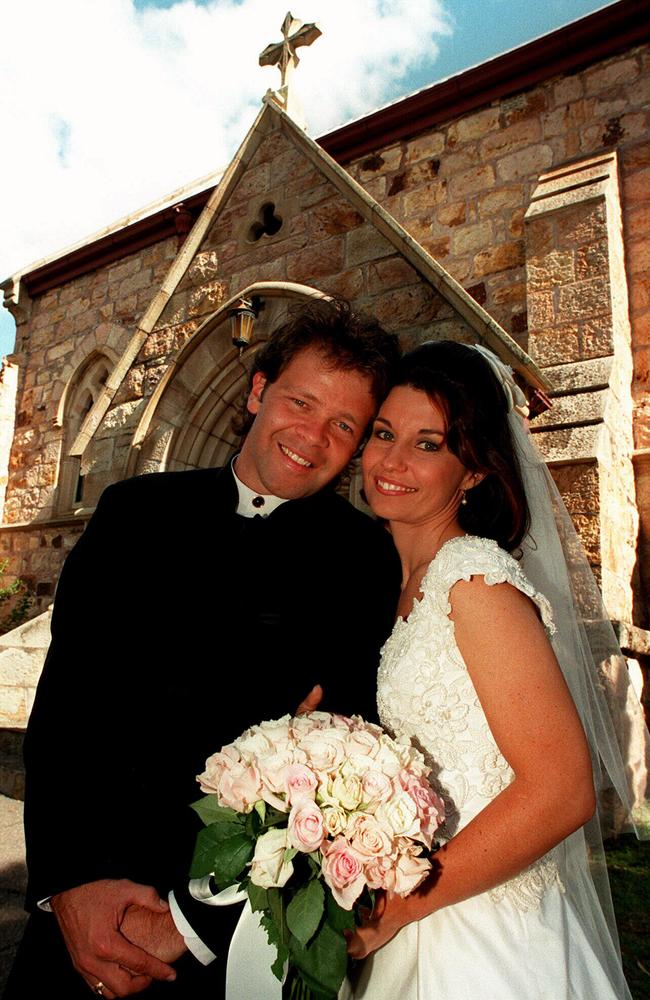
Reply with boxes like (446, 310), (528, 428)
(423, 535), (556, 634)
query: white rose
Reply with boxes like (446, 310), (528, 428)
(249, 828), (294, 888)
(376, 791), (420, 838)
(331, 773), (363, 811)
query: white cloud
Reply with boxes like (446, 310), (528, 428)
(0, 0), (450, 287)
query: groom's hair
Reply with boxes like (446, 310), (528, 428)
(233, 298), (400, 437)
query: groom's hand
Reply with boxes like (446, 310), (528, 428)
(121, 905), (187, 964)
(51, 878), (177, 997)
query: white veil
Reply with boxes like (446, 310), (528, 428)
(473, 344), (649, 998)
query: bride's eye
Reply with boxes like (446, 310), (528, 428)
(375, 428), (393, 441)
(417, 439), (440, 452)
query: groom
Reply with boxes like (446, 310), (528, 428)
(7, 300), (401, 997)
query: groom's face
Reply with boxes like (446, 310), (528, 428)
(235, 345), (376, 499)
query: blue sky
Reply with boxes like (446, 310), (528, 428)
(0, 0), (612, 356)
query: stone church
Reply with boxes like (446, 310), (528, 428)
(0, 0), (648, 748)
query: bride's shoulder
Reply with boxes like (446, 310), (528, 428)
(423, 535), (555, 631)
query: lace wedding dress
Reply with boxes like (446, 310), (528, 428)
(347, 535), (630, 1000)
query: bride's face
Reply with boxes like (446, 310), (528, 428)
(362, 385), (476, 526)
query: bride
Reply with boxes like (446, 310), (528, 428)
(344, 340), (644, 1000)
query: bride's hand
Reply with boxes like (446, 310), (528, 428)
(346, 892), (407, 959)
(295, 684), (323, 715)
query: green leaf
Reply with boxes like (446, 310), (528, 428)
(254, 800), (267, 823)
(260, 913), (289, 981)
(284, 847), (299, 864)
(190, 796), (243, 827)
(212, 834), (254, 889)
(326, 891), (355, 934)
(286, 879), (325, 947)
(289, 920), (348, 997)
(247, 883), (269, 913)
(190, 825), (224, 878)
(267, 887), (288, 941)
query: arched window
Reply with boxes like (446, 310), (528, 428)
(57, 355), (109, 512)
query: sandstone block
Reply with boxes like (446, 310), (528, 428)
(421, 235), (451, 262)
(355, 144), (403, 179)
(491, 280), (526, 305)
(309, 199), (364, 242)
(553, 76), (584, 106)
(532, 423), (601, 463)
(550, 461), (599, 512)
(344, 228), (393, 268)
(230, 162), (270, 205)
(527, 289), (556, 330)
(474, 240), (524, 278)
(479, 186), (524, 216)
(525, 217), (555, 258)
(545, 356), (613, 394)
(527, 250), (575, 290)
(529, 323), (582, 366)
(404, 132), (445, 163)
(402, 180), (448, 215)
(585, 58), (639, 96)
(108, 256), (143, 284)
(437, 202), (466, 227)
(581, 316), (615, 358)
(533, 388), (607, 428)
(371, 284), (441, 330)
(449, 164), (495, 198)
(500, 89), (548, 125)
(557, 277), (610, 322)
(318, 268), (365, 300)
(480, 119), (541, 159)
(368, 257), (418, 294)
(451, 221), (493, 257)
(496, 144), (554, 182)
(188, 280), (228, 319)
(447, 107), (499, 146)
(289, 236), (345, 281)
(576, 244), (610, 280)
(556, 202), (607, 248)
(188, 251), (220, 285)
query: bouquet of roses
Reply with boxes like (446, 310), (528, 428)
(191, 712), (444, 999)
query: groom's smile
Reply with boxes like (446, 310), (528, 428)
(235, 345), (376, 500)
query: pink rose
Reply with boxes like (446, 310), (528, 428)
(396, 772), (445, 847)
(363, 855), (392, 891)
(386, 851), (431, 897)
(288, 800), (325, 853)
(197, 745), (240, 794)
(218, 761), (262, 813)
(347, 813), (393, 858)
(285, 764), (318, 805)
(361, 768), (393, 808)
(321, 837), (366, 910)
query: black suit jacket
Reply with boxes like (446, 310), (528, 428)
(11, 467), (400, 995)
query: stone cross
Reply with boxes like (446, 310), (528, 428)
(259, 12), (321, 125)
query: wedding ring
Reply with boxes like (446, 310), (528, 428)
(92, 983), (105, 996)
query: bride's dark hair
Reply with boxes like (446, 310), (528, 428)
(394, 341), (530, 552)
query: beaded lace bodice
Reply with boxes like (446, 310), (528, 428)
(377, 535), (563, 911)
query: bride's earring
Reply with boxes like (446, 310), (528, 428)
(460, 490), (467, 506)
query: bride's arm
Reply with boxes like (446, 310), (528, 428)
(348, 575), (596, 958)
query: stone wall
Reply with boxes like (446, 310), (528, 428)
(342, 41), (650, 630)
(0, 38), (648, 637)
